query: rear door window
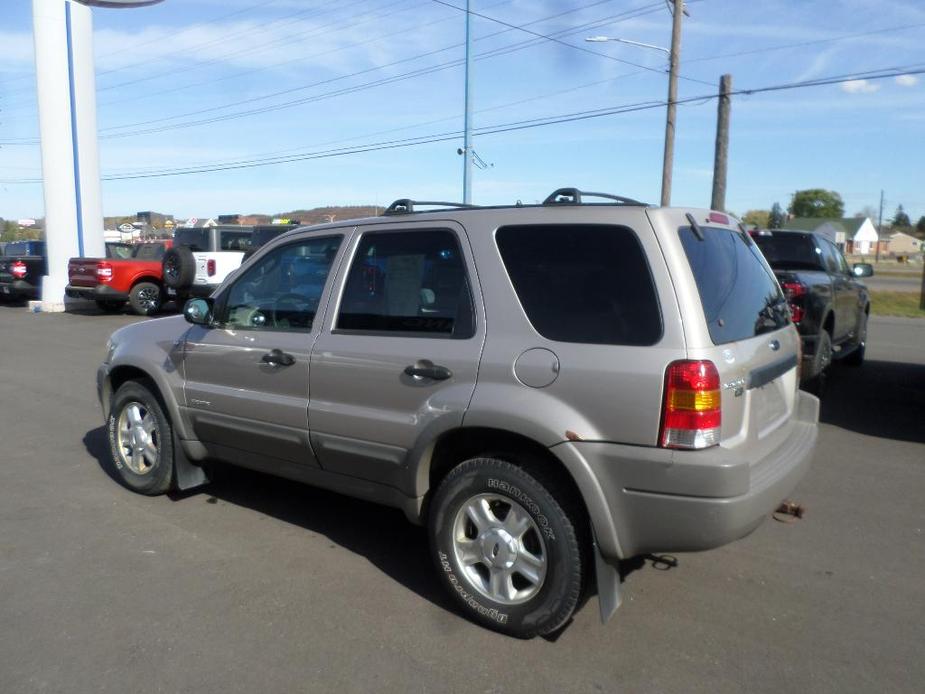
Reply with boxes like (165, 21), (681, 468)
(680, 226), (789, 345)
(132, 243), (166, 260)
(336, 229), (474, 338)
(496, 224), (662, 346)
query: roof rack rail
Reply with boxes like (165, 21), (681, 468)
(382, 199), (477, 215)
(542, 188), (647, 207)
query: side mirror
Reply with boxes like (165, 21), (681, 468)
(852, 263), (874, 278)
(183, 298), (213, 325)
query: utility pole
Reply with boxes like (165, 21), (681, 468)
(710, 73), (732, 211)
(876, 189), (884, 262)
(461, 0), (473, 205)
(660, 0), (684, 207)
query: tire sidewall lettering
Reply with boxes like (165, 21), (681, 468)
(437, 551), (509, 625)
(487, 477), (556, 542)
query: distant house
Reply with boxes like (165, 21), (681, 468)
(785, 217), (881, 254)
(177, 216), (216, 228)
(887, 230), (922, 256)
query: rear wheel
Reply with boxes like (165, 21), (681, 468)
(95, 299), (125, 313)
(129, 282), (162, 316)
(107, 381), (173, 495)
(428, 457), (586, 638)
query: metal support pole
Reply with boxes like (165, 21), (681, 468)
(660, 0), (683, 207)
(711, 74), (732, 212)
(876, 189), (884, 262)
(462, 0), (473, 205)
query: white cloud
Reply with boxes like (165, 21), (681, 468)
(840, 79), (880, 94)
(895, 74), (920, 87)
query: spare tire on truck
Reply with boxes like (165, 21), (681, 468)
(162, 246), (196, 290)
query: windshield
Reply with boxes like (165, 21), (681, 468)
(753, 233), (824, 271)
(174, 228), (209, 251)
(680, 226), (789, 345)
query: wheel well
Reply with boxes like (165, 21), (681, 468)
(822, 311), (835, 335)
(131, 277), (162, 289)
(106, 366), (160, 418)
(425, 427), (589, 528)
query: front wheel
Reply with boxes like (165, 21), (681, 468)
(428, 457), (587, 638)
(107, 381), (174, 495)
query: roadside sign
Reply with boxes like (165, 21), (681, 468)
(119, 223), (134, 232)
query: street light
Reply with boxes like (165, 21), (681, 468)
(584, 0), (685, 207)
(584, 36), (669, 60)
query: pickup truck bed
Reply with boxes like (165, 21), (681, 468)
(0, 241), (47, 301)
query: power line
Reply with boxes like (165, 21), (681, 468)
(5, 63), (923, 184)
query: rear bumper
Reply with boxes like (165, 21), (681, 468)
(166, 284), (215, 299)
(65, 284), (129, 302)
(0, 280), (39, 299)
(554, 391), (819, 560)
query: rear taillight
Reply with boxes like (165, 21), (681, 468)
(207, 259), (216, 277)
(660, 360), (721, 449)
(10, 260), (27, 279)
(96, 262), (113, 281)
(780, 280), (807, 324)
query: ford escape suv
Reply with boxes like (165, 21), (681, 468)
(97, 189), (819, 638)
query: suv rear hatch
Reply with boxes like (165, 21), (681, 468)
(654, 210), (800, 448)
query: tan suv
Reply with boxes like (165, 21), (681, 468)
(97, 189), (819, 638)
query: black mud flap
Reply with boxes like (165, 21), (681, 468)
(172, 430), (210, 491)
(594, 539), (623, 623)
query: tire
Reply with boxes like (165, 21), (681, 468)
(428, 457), (587, 638)
(107, 380), (174, 496)
(96, 299), (125, 313)
(129, 281), (163, 316)
(162, 246), (196, 289)
(843, 311), (867, 367)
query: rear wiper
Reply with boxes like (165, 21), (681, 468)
(685, 213), (704, 241)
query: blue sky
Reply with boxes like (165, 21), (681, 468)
(1, 0), (924, 222)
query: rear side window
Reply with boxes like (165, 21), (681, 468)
(680, 226), (789, 345)
(220, 230), (253, 251)
(496, 224), (662, 346)
(174, 228), (209, 251)
(132, 243), (166, 260)
(6, 241), (44, 256)
(753, 233), (822, 271)
(336, 229), (474, 338)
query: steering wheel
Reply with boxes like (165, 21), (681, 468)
(272, 293), (310, 328)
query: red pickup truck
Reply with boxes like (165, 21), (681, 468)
(66, 240), (172, 315)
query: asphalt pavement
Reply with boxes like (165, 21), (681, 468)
(0, 304), (923, 694)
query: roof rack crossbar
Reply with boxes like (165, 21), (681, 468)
(382, 199), (477, 215)
(542, 187), (647, 207)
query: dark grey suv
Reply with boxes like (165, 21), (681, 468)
(97, 190), (819, 638)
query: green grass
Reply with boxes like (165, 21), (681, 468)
(869, 290), (925, 318)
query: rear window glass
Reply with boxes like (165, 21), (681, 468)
(219, 230), (253, 251)
(6, 241), (44, 256)
(496, 224), (662, 346)
(174, 228), (209, 251)
(680, 226), (789, 345)
(132, 243), (166, 260)
(752, 233), (823, 271)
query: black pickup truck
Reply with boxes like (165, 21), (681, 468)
(752, 229), (873, 388)
(0, 241), (47, 302)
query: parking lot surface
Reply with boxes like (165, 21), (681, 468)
(1, 305), (923, 694)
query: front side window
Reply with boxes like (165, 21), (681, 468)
(496, 224), (662, 346)
(336, 229), (473, 337)
(217, 235), (342, 332)
(680, 226), (789, 345)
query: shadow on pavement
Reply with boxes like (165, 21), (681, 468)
(82, 426), (678, 627)
(821, 360), (925, 444)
